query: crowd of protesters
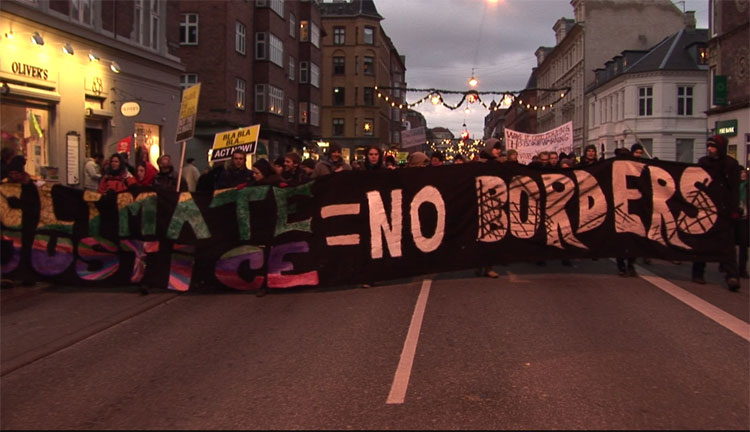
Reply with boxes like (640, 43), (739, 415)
(1, 134), (746, 293)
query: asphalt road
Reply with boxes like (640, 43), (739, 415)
(1, 259), (748, 430)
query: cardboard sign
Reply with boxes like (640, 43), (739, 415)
(211, 124), (261, 162)
(175, 83), (201, 142)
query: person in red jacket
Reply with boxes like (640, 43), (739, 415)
(98, 153), (135, 193)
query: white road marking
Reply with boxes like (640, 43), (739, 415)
(386, 278), (432, 404)
(636, 266), (750, 342)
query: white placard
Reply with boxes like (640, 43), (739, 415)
(66, 133), (80, 185)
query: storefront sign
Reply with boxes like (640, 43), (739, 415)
(211, 124), (260, 161)
(10, 61), (48, 80)
(120, 101), (141, 117)
(715, 119), (738, 136)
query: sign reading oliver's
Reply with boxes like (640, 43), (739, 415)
(0, 159), (732, 292)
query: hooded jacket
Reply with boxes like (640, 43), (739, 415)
(698, 135), (740, 217)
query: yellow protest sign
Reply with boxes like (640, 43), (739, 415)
(211, 124), (261, 162)
(175, 83), (201, 142)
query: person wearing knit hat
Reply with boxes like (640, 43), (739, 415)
(630, 143), (645, 158)
(3, 155), (31, 184)
(406, 151), (429, 167)
(312, 143), (351, 178)
(691, 133), (741, 291)
(484, 138), (503, 160)
(506, 149), (519, 163)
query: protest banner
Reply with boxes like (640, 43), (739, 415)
(505, 122), (574, 164)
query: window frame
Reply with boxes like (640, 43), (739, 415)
(638, 86), (653, 116)
(333, 56), (345, 75)
(677, 85), (693, 116)
(363, 56), (374, 76)
(333, 26), (345, 45)
(180, 13), (199, 45)
(333, 118), (345, 136)
(236, 78), (246, 110)
(333, 87), (346, 106)
(236, 21), (247, 55)
(363, 26), (375, 45)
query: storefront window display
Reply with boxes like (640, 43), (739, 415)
(1, 102), (50, 179)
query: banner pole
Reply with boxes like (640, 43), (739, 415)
(176, 140), (186, 192)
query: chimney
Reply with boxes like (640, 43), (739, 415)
(684, 11), (696, 30)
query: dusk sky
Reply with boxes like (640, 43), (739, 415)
(373, 0), (709, 138)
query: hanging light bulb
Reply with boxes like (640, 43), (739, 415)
(464, 106), (471, 114)
(430, 93), (441, 105)
(468, 67), (478, 87)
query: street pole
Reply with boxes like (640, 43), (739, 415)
(176, 140), (186, 192)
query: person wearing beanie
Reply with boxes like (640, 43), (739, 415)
(630, 143), (645, 158)
(505, 149), (519, 163)
(577, 144), (597, 167)
(692, 134), (741, 291)
(406, 151), (429, 167)
(3, 155), (31, 184)
(300, 158), (316, 177)
(312, 144), (351, 178)
(483, 138), (503, 161)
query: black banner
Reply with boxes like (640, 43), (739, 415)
(0, 158), (732, 292)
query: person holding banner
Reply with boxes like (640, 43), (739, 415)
(691, 135), (741, 291)
(578, 144), (598, 167)
(98, 153), (135, 194)
(313, 144), (351, 177)
(216, 150), (253, 189)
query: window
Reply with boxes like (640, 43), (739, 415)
(333, 56), (345, 74)
(363, 87), (374, 105)
(676, 138), (694, 163)
(269, 33), (283, 67)
(363, 56), (374, 75)
(288, 99), (295, 123)
(299, 61), (308, 83)
(363, 118), (374, 135)
(364, 26), (374, 45)
(255, 84), (284, 115)
(333, 87), (345, 105)
(299, 102), (308, 124)
(289, 13), (296, 38)
(180, 13), (198, 45)
(288, 57), (295, 81)
(333, 118), (345, 136)
(677, 86), (693, 116)
(149, 0), (159, 50)
(310, 63), (320, 88)
(270, 0), (283, 17)
(640, 138), (653, 157)
(300, 20), (308, 41)
(180, 73), (198, 90)
(255, 84), (265, 113)
(236, 21), (246, 54)
(255, 33), (266, 59)
(135, 0), (143, 44)
(236, 78), (246, 110)
(638, 86), (653, 116)
(310, 22), (320, 47)
(256, 32), (283, 66)
(334, 26), (345, 45)
(310, 104), (319, 126)
(71, 0), (93, 25)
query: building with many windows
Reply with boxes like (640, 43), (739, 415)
(319, 0), (406, 162)
(585, 25), (709, 162)
(176, 0), (322, 169)
(534, 0), (687, 155)
(706, 0), (749, 166)
(1, 0), (183, 184)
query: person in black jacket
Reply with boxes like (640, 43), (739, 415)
(692, 135), (741, 291)
(216, 150), (253, 189)
(152, 154), (188, 192)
